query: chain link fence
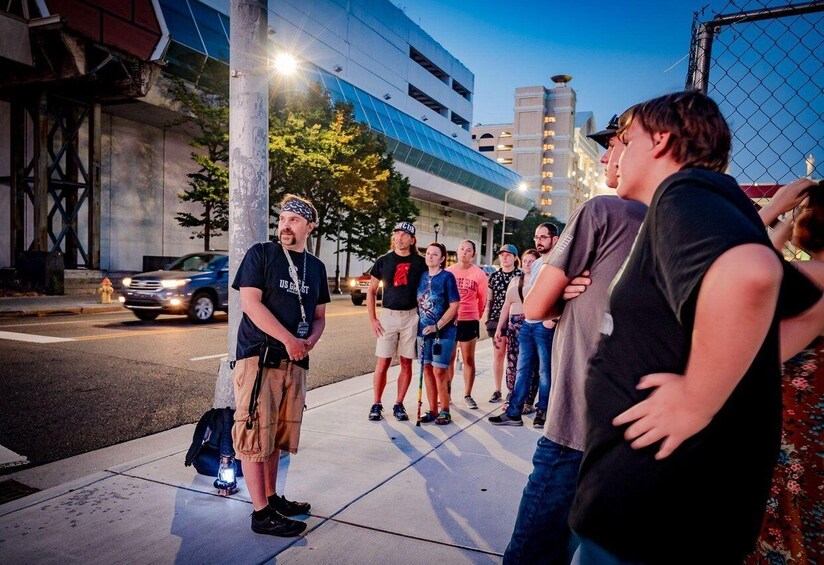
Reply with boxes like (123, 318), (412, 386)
(686, 0), (823, 213)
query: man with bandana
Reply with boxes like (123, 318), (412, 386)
(231, 194), (331, 537)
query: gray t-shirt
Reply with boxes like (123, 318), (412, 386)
(543, 195), (646, 450)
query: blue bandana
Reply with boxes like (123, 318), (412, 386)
(282, 198), (316, 223)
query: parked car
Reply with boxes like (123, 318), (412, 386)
(120, 252), (229, 322)
(348, 273), (382, 306)
(480, 264), (498, 276)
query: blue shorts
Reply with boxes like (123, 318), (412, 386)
(418, 336), (456, 369)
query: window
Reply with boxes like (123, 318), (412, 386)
(497, 144), (513, 150)
(409, 46), (449, 83)
(408, 85), (447, 116)
(452, 79), (471, 101)
(541, 198), (553, 207)
(497, 157), (513, 164)
(499, 131), (512, 138)
(544, 116), (556, 123)
(543, 144), (554, 151)
(451, 111), (470, 130)
(542, 157), (554, 165)
(479, 146), (495, 152)
(471, 134), (476, 140)
(544, 130), (555, 137)
(541, 171), (553, 178)
(480, 133), (494, 139)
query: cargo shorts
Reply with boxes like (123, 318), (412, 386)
(231, 356), (307, 461)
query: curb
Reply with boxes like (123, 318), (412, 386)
(0, 305), (126, 318)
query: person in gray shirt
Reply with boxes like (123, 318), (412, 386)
(502, 112), (646, 564)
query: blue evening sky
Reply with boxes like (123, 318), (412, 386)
(396, 0), (711, 129)
(396, 0), (823, 183)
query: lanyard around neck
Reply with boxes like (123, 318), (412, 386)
(282, 245), (308, 324)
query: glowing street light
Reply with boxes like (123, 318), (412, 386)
(501, 182), (528, 247)
(272, 53), (297, 75)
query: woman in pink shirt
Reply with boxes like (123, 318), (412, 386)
(446, 240), (489, 409)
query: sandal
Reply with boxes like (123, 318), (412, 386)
(420, 411), (437, 423)
(435, 410), (451, 425)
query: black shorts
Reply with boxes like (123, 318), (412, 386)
(456, 320), (480, 342)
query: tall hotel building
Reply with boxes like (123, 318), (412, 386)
(472, 78), (604, 223)
(0, 0), (528, 276)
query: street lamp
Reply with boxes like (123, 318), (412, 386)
(272, 53), (297, 75)
(433, 222), (440, 243)
(501, 182), (528, 247)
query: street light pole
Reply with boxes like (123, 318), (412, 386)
(433, 222), (440, 243)
(501, 182), (527, 248)
(215, 0), (269, 409)
(333, 218), (342, 294)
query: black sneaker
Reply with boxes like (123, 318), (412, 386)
(368, 403), (383, 421)
(251, 510), (307, 537)
(269, 494), (311, 517)
(533, 410), (546, 428)
(488, 413), (523, 426)
(393, 403), (409, 421)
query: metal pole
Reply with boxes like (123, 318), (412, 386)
(214, 0), (269, 409)
(500, 190), (510, 247)
(333, 224), (342, 294)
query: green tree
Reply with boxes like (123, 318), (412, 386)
(342, 157), (419, 262)
(268, 84), (412, 256)
(167, 81), (229, 251)
(503, 207), (565, 257)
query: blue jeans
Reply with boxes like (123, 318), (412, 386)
(571, 536), (646, 565)
(503, 436), (584, 565)
(506, 322), (554, 416)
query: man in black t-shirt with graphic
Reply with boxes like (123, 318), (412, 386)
(231, 194), (331, 538)
(568, 93), (822, 563)
(366, 222), (427, 421)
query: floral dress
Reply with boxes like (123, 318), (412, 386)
(746, 337), (822, 564)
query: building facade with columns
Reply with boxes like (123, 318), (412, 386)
(0, 0), (528, 280)
(472, 78), (606, 222)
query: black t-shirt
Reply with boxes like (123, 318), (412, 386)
(368, 251), (427, 310)
(569, 169), (821, 564)
(232, 242), (331, 366)
(487, 268), (522, 324)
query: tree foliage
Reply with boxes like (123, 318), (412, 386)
(268, 84), (416, 258)
(167, 81), (229, 251)
(501, 207), (565, 257)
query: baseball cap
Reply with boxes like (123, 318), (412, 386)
(393, 221), (416, 236)
(588, 114), (620, 149)
(497, 243), (518, 256)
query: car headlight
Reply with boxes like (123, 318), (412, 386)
(161, 278), (190, 289)
(349, 279), (357, 287)
(122, 277), (131, 287)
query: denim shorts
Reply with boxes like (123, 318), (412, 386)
(419, 336), (456, 369)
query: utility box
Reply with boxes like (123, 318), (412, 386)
(16, 250), (65, 294)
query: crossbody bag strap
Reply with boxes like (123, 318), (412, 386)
(517, 274), (525, 302)
(248, 242), (271, 429)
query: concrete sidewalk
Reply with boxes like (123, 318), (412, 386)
(0, 340), (542, 564)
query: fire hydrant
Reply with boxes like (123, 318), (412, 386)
(97, 277), (114, 304)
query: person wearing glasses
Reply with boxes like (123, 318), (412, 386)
(489, 222), (559, 428)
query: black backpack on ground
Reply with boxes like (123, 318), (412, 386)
(184, 408), (243, 477)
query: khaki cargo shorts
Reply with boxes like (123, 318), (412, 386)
(375, 308), (419, 360)
(232, 357), (307, 461)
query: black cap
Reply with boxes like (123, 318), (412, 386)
(588, 114), (619, 149)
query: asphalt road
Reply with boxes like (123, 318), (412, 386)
(0, 297), (378, 469)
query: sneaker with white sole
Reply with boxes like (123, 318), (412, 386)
(488, 413), (523, 426)
(521, 403), (536, 415)
(368, 403), (383, 421)
(464, 395), (478, 409)
(489, 390), (502, 403)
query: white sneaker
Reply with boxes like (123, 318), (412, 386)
(464, 395), (478, 409)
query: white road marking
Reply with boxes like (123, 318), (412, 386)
(0, 331), (76, 343)
(0, 444), (29, 469)
(190, 353), (228, 361)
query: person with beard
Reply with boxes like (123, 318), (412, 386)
(489, 222), (558, 428)
(366, 222), (427, 422)
(231, 194), (331, 537)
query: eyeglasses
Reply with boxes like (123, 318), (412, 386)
(533, 235), (553, 240)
